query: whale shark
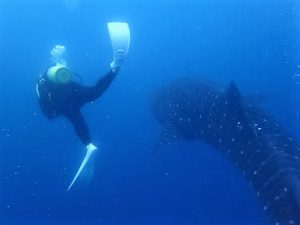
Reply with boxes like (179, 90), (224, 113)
(152, 78), (300, 225)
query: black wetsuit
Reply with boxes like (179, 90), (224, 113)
(37, 69), (118, 145)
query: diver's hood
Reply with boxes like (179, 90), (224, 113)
(47, 64), (72, 84)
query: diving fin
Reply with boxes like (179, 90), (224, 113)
(67, 143), (98, 191)
(107, 22), (131, 56)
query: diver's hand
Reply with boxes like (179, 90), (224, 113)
(86, 143), (98, 152)
(110, 49), (126, 72)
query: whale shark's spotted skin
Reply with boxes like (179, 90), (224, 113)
(152, 79), (300, 225)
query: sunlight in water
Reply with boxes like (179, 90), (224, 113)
(62, 0), (81, 11)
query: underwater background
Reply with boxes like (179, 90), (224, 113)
(0, 0), (300, 224)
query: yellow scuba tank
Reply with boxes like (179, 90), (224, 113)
(47, 64), (72, 84)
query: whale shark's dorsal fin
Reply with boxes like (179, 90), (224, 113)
(223, 81), (243, 112)
(222, 81), (249, 126)
(224, 81), (242, 105)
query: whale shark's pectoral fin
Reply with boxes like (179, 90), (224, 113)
(151, 125), (179, 157)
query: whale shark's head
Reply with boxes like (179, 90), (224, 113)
(152, 79), (223, 140)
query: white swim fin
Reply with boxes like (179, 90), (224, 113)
(107, 22), (130, 71)
(107, 22), (130, 55)
(67, 143), (98, 191)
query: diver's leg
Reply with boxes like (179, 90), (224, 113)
(64, 110), (91, 145)
(65, 110), (99, 191)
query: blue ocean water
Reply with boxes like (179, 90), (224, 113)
(0, 0), (299, 224)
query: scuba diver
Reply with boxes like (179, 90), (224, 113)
(36, 22), (130, 190)
(36, 51), (123, 148)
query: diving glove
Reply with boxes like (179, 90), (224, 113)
(110, 49), (126, 72)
